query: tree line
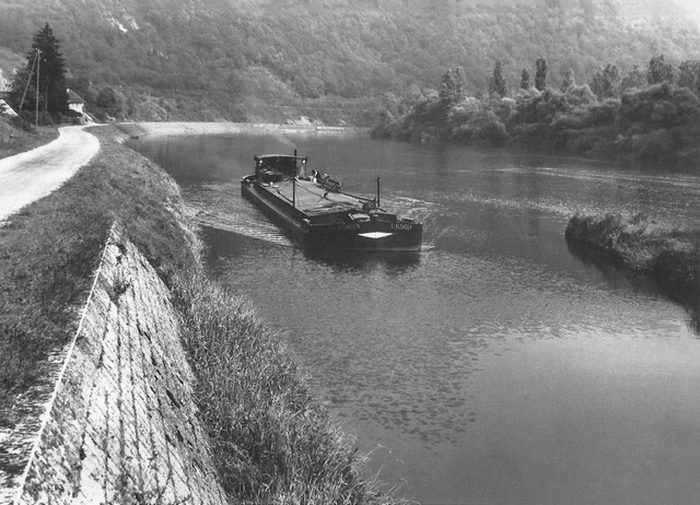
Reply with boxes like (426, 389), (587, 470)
(372, 55), (700, 165)
(2, 0), (700, 124)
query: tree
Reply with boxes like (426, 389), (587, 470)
(678, 60), (700, 98)
(439, 67), (465, 107)
(560, 68), (575, 92)
(95, 86), (124, 119)
(520, 69), (531, 90)
(590, 64), (620, 100)
(489, 60), (507, 98)
(535, 58), (548, 91)
(8, 23), (70, 123)
(647, 55), (676, 85)
(620, 65), (647, 93)
(619, 83), (700, 131)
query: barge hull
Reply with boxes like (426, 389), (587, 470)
(241, 182), (422, 252)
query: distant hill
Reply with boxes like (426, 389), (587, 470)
(0, 0), (699, 124)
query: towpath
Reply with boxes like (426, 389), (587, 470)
(0, 125), (99, 222)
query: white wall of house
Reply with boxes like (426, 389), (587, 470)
(69, 102), (84, 114)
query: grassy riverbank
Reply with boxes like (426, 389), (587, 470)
(0, 125), (400, 504)
(565, 212), (700, 322)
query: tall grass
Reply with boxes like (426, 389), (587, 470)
(172, 273), (401, 504)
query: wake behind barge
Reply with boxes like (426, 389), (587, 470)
(240, 153), (422, 252)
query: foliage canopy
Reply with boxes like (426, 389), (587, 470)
(0, 0), (699, 123)
(372, 54), (700, 165)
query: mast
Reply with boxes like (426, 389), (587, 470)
(376, 177), (381, 208)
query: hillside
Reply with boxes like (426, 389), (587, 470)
(0, 0), (699, 124)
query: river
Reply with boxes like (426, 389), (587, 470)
(130, 130), (700, 505)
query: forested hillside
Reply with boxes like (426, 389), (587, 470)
(0, 0), (699, 124)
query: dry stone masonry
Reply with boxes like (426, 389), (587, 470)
(6, 226), (228, 505)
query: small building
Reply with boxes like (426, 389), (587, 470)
(67, 88), (85, 115)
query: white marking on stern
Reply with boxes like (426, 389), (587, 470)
(358, 232), (393, 239)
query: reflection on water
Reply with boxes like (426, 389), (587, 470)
(567, 239), (700, 332)
(131, 132), (700, 505)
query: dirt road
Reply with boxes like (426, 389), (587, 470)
(0, 125), (99, 222)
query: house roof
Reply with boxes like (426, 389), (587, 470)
(67, 88), (85, 104)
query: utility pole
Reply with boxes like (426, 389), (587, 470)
(18, 49), (39, 117)
(35, 48), (41, 128)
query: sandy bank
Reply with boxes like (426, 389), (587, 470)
(118, 121), (370, 139)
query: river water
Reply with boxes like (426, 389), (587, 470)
(130, 131), (700, 505)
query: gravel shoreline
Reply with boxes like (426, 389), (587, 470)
(117, 121), (370, 139)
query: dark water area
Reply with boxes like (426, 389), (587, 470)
(130, 131), (700, 505)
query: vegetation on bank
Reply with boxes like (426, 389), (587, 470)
(565, 212), (699, 322)
(1, 0), (699, 124)
(372, 55), (700, 165)
(0, 126), (400, 504)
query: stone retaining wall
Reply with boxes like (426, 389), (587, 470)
(10, 226), (228, 505)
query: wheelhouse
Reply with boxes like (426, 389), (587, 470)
(254, 154), (308, 183)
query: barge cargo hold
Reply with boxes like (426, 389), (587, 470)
(241, 153), (422, 252)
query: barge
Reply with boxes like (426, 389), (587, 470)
(240, 152), (422, 252)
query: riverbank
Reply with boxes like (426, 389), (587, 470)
(0, 125), (399, 504)
(565, 212), (700, 324)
